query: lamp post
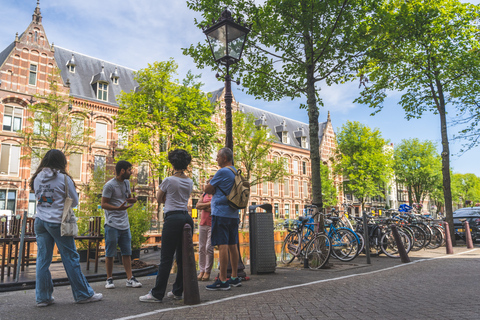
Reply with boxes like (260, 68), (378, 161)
(203, 8), (250, 151)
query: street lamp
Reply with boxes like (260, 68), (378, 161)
(203, 8), (250, 151)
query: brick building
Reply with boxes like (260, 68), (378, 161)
(0, 3), (342, 221)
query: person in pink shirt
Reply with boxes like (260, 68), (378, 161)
(196, 179), (214, 281)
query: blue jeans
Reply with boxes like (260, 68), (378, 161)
(35, 218), (94, 303)
(104, 225), (132, 257)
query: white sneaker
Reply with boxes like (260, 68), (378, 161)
(139, 292), (162, 303)
(36, 297), (55, 307)
(167, 291), (183, 300)
(126, 277), (142, 288)
(77, 293), (103, 304)
(105, 278), (115, 289)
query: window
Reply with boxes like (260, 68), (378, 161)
(274, 203), (279, 218)
(0, 144), (20, 175)
(97, 82), (108, 101)
(284, 179), (289, 196)
(3, 106), (23, 132)
(302, 161), (307, 175)
(34, 112), (51, 135)
(293, 160), (298, 174)
(294, 180), (299, 197)
(0, 190), (16, 216)
(138, 162), (149, 185)
(274, 181), (279, 196)
(303, 181), (308, 198)
(69, 65), (75, 73)
(263, 182), (268, 195)
(282, 132), (289, 144)
(251, 180), (257, 195)
(301, 137), (308, 148)
(295, 204), (299, 216)
(31, 150), (41, 173)
(71, 117), (84, 138)
(69, 153), (82, 180)
(285, 204), (290, 219)
(28, 192), (36, 217)
(96, 122), (107, 144)
(29, 64), (37, 85)
(112, 77), (118, 85)
(94, 155), (106, 173)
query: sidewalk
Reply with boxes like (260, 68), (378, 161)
(1, 245), (478, 320)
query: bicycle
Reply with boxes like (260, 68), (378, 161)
(280, 206), (331, 269)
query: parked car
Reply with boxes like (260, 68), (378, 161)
(281, 219), (302, 230)
(453, 207), (480, 243)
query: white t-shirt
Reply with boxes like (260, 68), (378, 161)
(160, 176), (193, 213)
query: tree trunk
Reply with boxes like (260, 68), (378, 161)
(304, 36), (323, 210)
(438, 104), (454, 245)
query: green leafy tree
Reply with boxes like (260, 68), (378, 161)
(184, 0), (379, 210)
(21, 68), (93, 159)
(115, 59), (217, 204)
(355, 0), (480, 244)
(233, 112), (287, 185)
(320, 163), (338, 208)
(393, 139), (442, 206)
(232, 111), (288, 226)
(333, 121), (392, 211)
(451, 173), (480, 207)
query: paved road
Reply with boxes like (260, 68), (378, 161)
(1, 247), (478, 319)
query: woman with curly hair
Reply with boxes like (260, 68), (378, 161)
(31, 149), (102, 306)
(140, 149), (194, 302)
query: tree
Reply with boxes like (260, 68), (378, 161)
(320, 163), (338, 209)
(355, 0), (480, 245)
(393, 139), (442, 207)
(21, 68), (93, 159)
(115, 59), (217, 208)
(231, 111), (287, 226)
(333, 121), (392, 212)
(184, 0), (379, 210)
(451, 173), (480, 207)
(232, 112), (287, 185)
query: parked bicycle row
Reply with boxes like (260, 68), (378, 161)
(280, 205), (447, 269)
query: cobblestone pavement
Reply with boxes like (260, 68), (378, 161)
(1, 247), (478, 320)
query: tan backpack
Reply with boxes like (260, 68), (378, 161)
(218, 167), (251, 209)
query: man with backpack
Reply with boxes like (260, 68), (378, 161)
(204, 148), (243, 290)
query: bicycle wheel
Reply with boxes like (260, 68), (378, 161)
(426, 225), (444, 249)
(355, 231), (365, 255)
(380, 229), (412, 258)
(330, 228), (359, 262)
(281, 232), (300, 264)
(409, 225), (427, 251)
(305, 234), (331, 269)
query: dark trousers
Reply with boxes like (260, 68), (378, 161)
(151, 211), (194, 300)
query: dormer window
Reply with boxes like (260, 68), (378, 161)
(97, 82), (108, 101)
(66, 54), (76, 73)
(275, 119), (288, 144)
(111, 67), (120, 85)
(282, 132), (289, 144)
(91, 65), (110, 101)
(301, 137), (308, 149)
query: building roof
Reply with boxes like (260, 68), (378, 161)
(238, 102), (327, 150)
(0, 41), (15, 70)
(54, 46), (138, 106)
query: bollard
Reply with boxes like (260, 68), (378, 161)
(443, 222), (454, 254)
(464, 221), (474, 249)
(182, 224), (200, 305)
(390, 225), (410, 263)
(363, 213), (371, 264)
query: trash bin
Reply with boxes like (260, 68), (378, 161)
(249, 203), (276, 274)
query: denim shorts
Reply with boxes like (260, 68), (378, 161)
(211, 216), (239, 246)
(105, 224), (132, 257)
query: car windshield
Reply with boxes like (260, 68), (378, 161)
(453, 208), (480, 216)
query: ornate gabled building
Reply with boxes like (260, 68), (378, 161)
(0, 3), (342, 221)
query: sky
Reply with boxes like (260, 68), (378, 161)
(1, 0), (479, 176)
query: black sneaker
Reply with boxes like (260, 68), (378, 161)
(206, 279), (231, 291)
(228, 277), (242, 287)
